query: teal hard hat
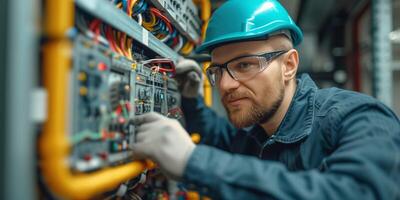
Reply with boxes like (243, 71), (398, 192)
(196, 0), (303, 53)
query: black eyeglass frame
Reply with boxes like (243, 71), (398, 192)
(206, 50), (289, 86)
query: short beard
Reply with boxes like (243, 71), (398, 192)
(226, 87), (285, 128)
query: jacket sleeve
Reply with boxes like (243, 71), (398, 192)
(182, 103), (400, 199)
(181, 96), (237, 151)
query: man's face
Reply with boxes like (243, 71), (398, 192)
(211, 39), (286, 128)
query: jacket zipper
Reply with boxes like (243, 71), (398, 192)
(258, 135), (276, 158)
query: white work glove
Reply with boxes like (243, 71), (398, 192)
(132, 112), (195, 180)
(175, 58), (203, 98)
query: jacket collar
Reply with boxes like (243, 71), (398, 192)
(248, 73), (317, 144)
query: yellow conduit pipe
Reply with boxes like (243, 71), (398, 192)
(192, 0), (212, 106)
(202, 62), (212, 107)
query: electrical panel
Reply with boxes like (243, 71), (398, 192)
(103, 0), (202, 55)
(39, 0), (210, 199)
(69, 35), (181, 173)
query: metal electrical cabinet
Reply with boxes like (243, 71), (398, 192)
(2, 0), (211, 199)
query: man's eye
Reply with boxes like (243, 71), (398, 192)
(238, 63), (251, 69)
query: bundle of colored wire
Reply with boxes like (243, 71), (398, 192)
(116, 31), (130, 58)
(105, 26), (115, 52)
(142, 58), (176, 77)
(116, 0), (147, 28)
(151, 19), (169, 40)
(111, 0), (196, 54)
(76, 15), (109, 45)
(112, 29), (124, 55)
(142, 8), (172, 41)
(77, 9), (136, 60)
(91, 22), (130, 60)
(149, 7), (173, 35)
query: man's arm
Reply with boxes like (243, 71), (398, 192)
(183, 104), (400, 199)
(182, 96), (236, 151)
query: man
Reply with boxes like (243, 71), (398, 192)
(132, 0), (400, 199)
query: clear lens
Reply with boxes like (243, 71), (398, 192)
(227, 56), (263, 80)
(206, 56), (266, 86)
(206, 67), (221, 86)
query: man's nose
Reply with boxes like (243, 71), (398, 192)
(218, 69), (240, 93)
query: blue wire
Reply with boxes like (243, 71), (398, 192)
(141, 1), (148, 13)
(143, 11), (153, 24)
(122, 0), (128, 12)
(133, 0), (143, 13)
(113, 0), (122, 4)
(134, 0), (147, 14)
(100, 23), (107, 36)
(152, 20), (163, 32)
(166, 30), (178, 45)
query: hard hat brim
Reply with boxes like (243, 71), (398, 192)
(196, 21), (303, 54)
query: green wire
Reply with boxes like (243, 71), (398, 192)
(121, 101), (129, 118)
(71, 130), (102, 144)
(72, 102), (129, 145)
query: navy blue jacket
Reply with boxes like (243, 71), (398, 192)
(181, 74), (400, 200)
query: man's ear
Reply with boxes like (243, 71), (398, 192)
(282, 49), (299, 82)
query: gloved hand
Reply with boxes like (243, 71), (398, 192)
(132, 112), (195, 180)
(175, 58), (203, 98)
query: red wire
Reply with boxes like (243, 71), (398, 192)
(150, 7), (174, 34)
(125, 102), (131, 112)
(159, 68), (175, 72)
(172, 36), (179, 47)
(111, 29), (121, 53)
(127, 0), (132, 14)
(115, 105), (122, 115)
(89, 19), (101, 31)
(106, 26), (117, 52)
(89, 20), (102, 44)
(119, 32), (129, 57)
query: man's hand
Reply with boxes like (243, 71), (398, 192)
(175, 58), (203, 98)
(132, 112), (195, 180)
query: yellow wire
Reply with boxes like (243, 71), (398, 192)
(113, 31), (124, 55)
(116, 2), (123, 9)
(181, 42), (191, 52)
(129, 0), (138, 17)
(126, 38), (133, 60)
(124, 35), (132, 60)
(184, 44), (194, 55)
(142, 12), (157, 29)
(181, 42), (194, 55)
(120, 33), (130, 58)
(156, 33), (167, 40)
(192, 0), (211, 41)
(142, 25), (154, 32)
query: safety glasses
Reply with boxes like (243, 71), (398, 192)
(206, 50), (289, 86)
